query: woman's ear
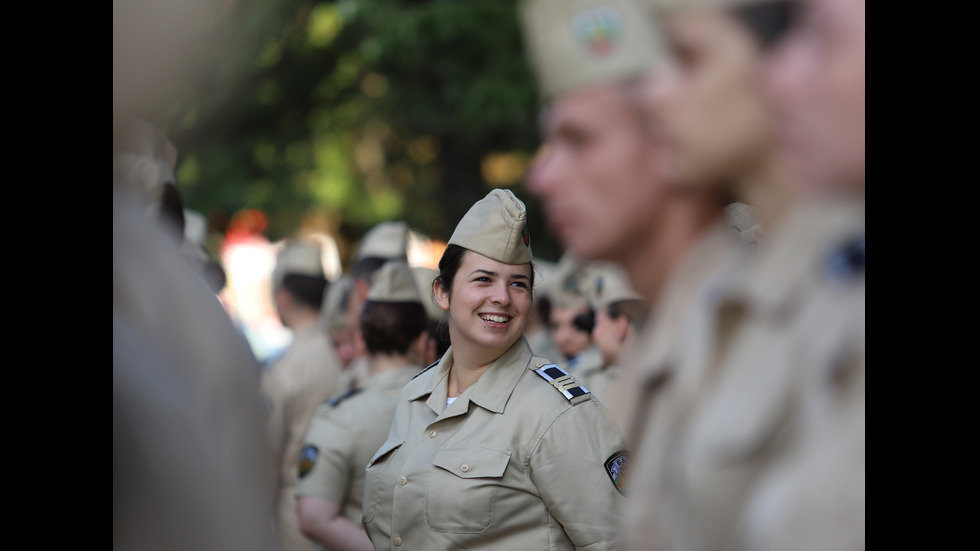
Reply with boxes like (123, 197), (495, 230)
(434, 278), (451, 312)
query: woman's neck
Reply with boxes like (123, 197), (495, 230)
(446, 332), (510, 397)
(367, 353), (414, 377)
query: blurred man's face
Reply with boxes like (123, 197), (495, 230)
(330, 327), (359, 369)
(528, 81), (668, 264)
(638, 9), (776, 190)
(764, 0), (865, 193)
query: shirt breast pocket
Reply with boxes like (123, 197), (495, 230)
(425, 446), (511, 533)
(362, 438), (405, 524)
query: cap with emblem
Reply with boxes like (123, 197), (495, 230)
(448, 188), (533, 265)
(548, 253), (591, 308)
(368, 260), (423, 304)
(272, 239), (325, 288)
(584, 261), (642, 311)
(354, 221), (409, 264)
(519, 0), (665, 101)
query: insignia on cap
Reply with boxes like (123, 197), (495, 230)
(534, 364), (591, 400)
(298, 445), (319, 479)
(523, 221), (531, 247)
(824, 233), (865, 284)
(571, 6), (624, 57)
(604, 451), (629, 496)
(595, 276), (605, 299)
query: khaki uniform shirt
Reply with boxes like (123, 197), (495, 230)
(612, 222), (752, 550)
(295, 364), (421, 529)
(363, 337), (629, 550)
(623, 199), (865, 551)
(339, 354), (372, 393)
(581, 364), (621, 404)
(113, 191), (274, 551)
(262, 324), (344, 551)
(566, 343), (603, 375)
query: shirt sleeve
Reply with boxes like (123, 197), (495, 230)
(294, 408), (355, 505)
(529, 398), (629, 551)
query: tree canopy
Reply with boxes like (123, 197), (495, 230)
(148, 0), (561, 266)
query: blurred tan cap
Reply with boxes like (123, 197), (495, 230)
(584, 261), (642, 310)
(519, 0), (664, 101)
(113, 119), (179, 209)
(411, 266), (446, 322)
(273, 239), (325, 287)
(448, 189), (533, 265)
(321, 275), (354, 332)
(549, 253), (591, 308)
(354, 221), (409, 262)
(367, 261), (422, 303)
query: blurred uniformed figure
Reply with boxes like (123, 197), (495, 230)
(296, 260), (430, 551)
(263, 239), (345, 551)
(320, 275), (362, 390)
(547, 252), (603, 373)
(362, 189), (629, 550)
(344, 221), (412, 391)
(579, 261), (648, 402)
(410, 265), (451, 365)
(523, 257), (562, 362)
(114, 2), (274, 548)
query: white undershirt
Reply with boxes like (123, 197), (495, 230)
(446, 396), (458, 408)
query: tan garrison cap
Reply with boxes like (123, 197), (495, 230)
(272, 239), (325, 287)
(411, 266), (446, 322)
(354, 221), (409, 262)
(519, 0), (664, 101)
(367, 261), (423, 303)
(549, 253), (591, 308)
(448, 189), (533, 265)
(321, 275), (354, 332)
(584, 261), (642, 310)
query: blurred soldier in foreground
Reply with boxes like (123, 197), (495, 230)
(114, 2), (274, 549)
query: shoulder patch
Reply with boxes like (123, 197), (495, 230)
(327, 387), (363, 408)
(298, 444), (319, 479)
(534, 364), (590, 401)
(411, 360), (440, 381)
(604, 451), (629, 496)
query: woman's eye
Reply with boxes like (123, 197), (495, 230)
(475, 277), (491, 283)
(511, 281), (528, 289)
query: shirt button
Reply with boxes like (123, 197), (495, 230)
(428, 430), (437, 438)
(393, 537), (403, 546)
(398, 476), (407, 486)
(460, 463), (470, 473)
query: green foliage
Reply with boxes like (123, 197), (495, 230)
(154, 0), (562, 265)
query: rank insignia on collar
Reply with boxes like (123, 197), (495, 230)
(298, 444), (319, 479)
(604, 451), (629, 496)
(534, 364), (590, 400)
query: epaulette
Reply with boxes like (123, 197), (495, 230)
(824, 232), (865, 284)
(327, 387), (363, 408)
(411, 360), (440, 381)
(534, 364), (591, 401)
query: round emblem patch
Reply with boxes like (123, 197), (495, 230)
(604, 451), (629, 496)
(571, 7), (624, 58)
(298, 444), (319, 479)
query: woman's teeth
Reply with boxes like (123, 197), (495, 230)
(480, 314), (510, 323)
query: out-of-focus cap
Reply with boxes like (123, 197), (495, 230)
(548, 252), (591, 309)
(584, 261), (642, 310)
(519, 0), (665, 101)
(725, 201), (763, 247)
(321, 275), (354, 332)
(411, 266), (446, 322)
(367, 261), (423, 304)
(448, 189), (533, 265)
(354, 221), (409, 263)
(272, 239), (325, 287)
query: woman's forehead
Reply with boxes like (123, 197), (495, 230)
(460, 250), (532, 277)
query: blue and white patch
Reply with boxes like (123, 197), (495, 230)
(298, 445), (319, 479)
(534, 364), (590, 400)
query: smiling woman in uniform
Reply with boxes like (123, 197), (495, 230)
(362, 188), (629, 550)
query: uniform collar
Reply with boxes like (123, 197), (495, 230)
(408, 337), (534, 415)
(365, 364), (422, 390)
(722, 197), (865, 319)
